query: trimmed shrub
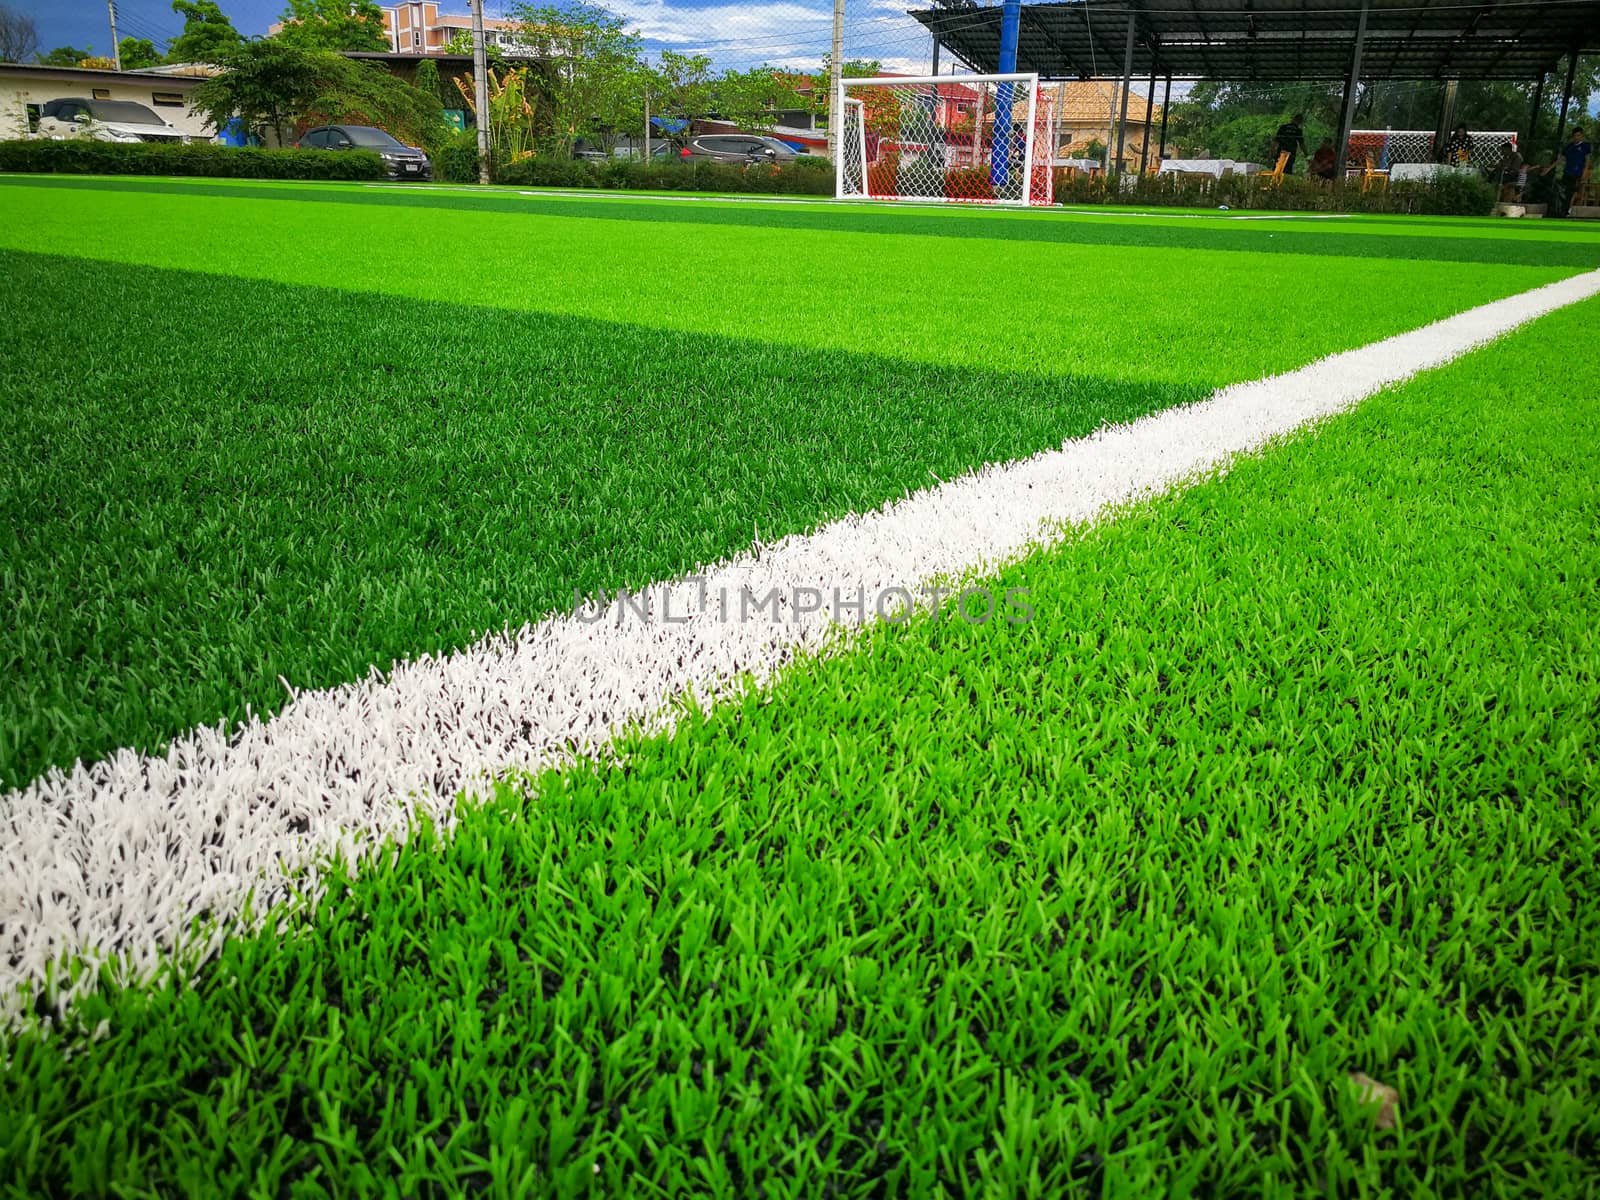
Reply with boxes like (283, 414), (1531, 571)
(1052, 166), (1497, 217)
(436, 131), (482, 184)
(944, 166), (996, 201)
(494, 154), (834, 196)
(0, 138), (387, 180)
(866, 150), (900, 198)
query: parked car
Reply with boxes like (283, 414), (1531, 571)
(672, 134), (799, 164)
(37, 97), (188, 143)
(297, 125), (432, 180)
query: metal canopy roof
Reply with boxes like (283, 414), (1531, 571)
(912, 0), (1600, 81)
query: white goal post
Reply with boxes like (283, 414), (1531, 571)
(836, 73), (1055, 207)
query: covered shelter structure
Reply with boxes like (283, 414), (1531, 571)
(912, 0), (1600, 169)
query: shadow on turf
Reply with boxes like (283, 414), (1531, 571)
(0, 248), (1204, 791)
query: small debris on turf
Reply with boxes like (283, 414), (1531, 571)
(1348, 1072), (1400, 1130)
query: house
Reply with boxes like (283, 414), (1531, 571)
(0, 62), (216, 143)
(1049, 80), (1164, 168)
(267, 3), (524, 54)
(379, 2), (521, 55)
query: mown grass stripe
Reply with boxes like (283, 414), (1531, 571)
(5, 175), (1600, 266)
(6, 267), (1597, 1031)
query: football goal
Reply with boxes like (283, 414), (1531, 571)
(836, 73), (1055, 207)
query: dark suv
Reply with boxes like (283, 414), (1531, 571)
(298, 125), (432, 179)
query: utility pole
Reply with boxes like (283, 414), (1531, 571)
(470, 0), (491, 185)
(107, 0), (122, 70)
(828, 0), (843, 162)
(642, 70), (650, 162)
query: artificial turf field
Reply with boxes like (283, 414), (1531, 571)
(1, 176), (1599, 1196)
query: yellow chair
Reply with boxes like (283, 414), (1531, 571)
(1359, 155), (1390, 193)
(1258, 151), (1290, 186)
(1573, 165), (1597, 208)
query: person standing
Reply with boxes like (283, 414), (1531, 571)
(1441, 124), (1473, 166)
(1489, 141), (1523, 200)
(1309, 137), (1339, 183)
(1273, 112), (1307, 173)
(1542, 127), (1592, 217)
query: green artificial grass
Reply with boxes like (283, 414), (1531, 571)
(0, 180), (1580, 390)
(1, 197), (1571, 791)
(5, 295), (1596, 1198)
(5, 175), (1600, 269)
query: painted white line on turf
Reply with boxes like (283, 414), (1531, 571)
(5, 268), (1600, 1026)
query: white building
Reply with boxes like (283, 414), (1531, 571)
(0, 63), (216, 143)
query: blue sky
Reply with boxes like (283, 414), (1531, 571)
(22, 0), (931, 72)
(24, 0), (1585, 116)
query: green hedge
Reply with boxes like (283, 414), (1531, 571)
(0, 138), (387, 181)
(436, 131), (481, 184)
(1053, 168), (1498, 217)
(494, 154), (835, 196)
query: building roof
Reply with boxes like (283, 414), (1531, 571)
(1051, 80), (1161, 124)
(915, 0), (1600, 82)
(0, 62), (211, 85)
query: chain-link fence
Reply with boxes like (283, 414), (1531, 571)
(1349, 128), (1520, 170)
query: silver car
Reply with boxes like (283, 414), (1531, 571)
(37, 97), (188, 143)
(679, 134), (798, 164)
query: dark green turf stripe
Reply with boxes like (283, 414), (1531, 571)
(6, 296), (1596, 1199)
(0, 249), (1205, 790)
(5, 175), (1599, 268)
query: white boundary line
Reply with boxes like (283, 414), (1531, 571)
(5, 268), (1600, 1026)
(356, 183), (1354, 221)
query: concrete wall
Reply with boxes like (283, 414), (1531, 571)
(0, 67), (212, 143)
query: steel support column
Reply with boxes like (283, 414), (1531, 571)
(1139, 63), (1156, 171)
(1336, 1), (1369, 179)
(1114, 14), (1135, 172)
(1433, 80), (1459, 160)
(1555, 49), (1579, 142)
(1157, 74), (1171, 160)
(1527, 72), (1545, 148)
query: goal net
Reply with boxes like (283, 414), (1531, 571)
(836, 74), (1054, 206)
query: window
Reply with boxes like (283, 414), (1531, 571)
(92, 88), (111, 100)
(24, 103), (40, 133)
(302, 128), (330, 147)
(151, 92), (184, 107)
(87, 100), (162, 123)
(412, 31), (421, 46)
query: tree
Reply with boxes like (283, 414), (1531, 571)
(1358, 72), (1600, 157)
(809, 56), (882, 121)
(191, 38), (320, 145)
(1167, 68), (1599, 164)
(192, 38), (447, 147)
(272, 0), (388, 53)
(0, 3), (39, 63)
(36, 45), (93, 67)
(167, 0), (244, 63)
(413, 56), (454, 112)
(301, 53), (449, 147)
(1166, 82), (1341, 160)
(711, 66), (804, 131)
(509, 2), (644, 156)
(119, 37), (162, 69)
